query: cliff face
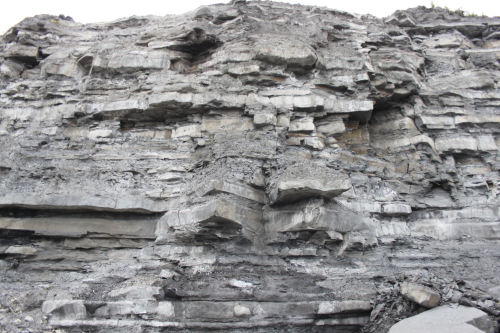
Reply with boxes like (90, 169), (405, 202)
(0, 2), (499, 332)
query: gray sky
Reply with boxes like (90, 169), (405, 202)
(1, 0), (499, 34)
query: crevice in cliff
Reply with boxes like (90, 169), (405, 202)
(0, 206), (163, 218)
(167, 28), (223, 70)
(0, 206), (161, 239)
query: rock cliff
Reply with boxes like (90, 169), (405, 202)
(0, 1), (499, 332)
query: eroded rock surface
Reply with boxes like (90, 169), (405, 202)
(0, 3), (499, 332)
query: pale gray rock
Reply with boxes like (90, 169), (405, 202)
(288, 117), (315, 132)
(316, 117), (346, 136)
(42, 300), (87, 320)
(268, 164), (351, 204)
(253, 112), (277, 127)
(108, 286), (164, 300)
(233, 304), (251, 317)
(388, 305), (495, 333)
(382, 203), (412, 216)
(155, 198), (264, 243)
(317, 300), (372, 314)
(254, 35), (317, 68)
(401, 282), (441, 308)
(157, 301), (175, 319)
(4, 245), (38, 256)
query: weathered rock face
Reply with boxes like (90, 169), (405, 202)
(0, 2), (499, 332)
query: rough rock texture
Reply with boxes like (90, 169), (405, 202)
(0, 2), (499, 332)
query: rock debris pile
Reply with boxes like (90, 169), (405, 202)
(0, 2), (499, 332)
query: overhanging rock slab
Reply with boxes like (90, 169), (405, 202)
(268, 163), (351, 204)
(155, 198), (264, 243)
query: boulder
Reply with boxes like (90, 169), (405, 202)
(389, 305), (495, 333)
(401, 282), (440, 308)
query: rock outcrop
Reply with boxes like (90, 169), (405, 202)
(0, 2), (499, 332)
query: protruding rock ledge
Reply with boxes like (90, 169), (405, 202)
(268, 164), (352, 204)
(155, 198), (264, 243)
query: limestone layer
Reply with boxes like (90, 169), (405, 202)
(0, 2), (499, 332)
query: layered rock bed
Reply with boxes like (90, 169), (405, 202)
(0, 1), (499, 332)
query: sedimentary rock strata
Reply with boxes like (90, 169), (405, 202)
(0, 2), (499, 332)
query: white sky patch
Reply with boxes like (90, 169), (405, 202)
(1, 0), (499, 34)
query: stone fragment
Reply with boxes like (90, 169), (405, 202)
(254, 35), (317, 68)
(94, 301), (156, 317)
(94, 49), (169, 72)
(0, 60), (24, 78)
(172, 124), (202, 138)
(382, 203), (412, 215)
(42, 300), (87, 320)
(88, 129), (113, 139)
(228, 64), (260, 75)
(435, 136), (478, 153)
(326, 100), (373, 121)
(233, 304), (251, 317)
(416, 115), (455, 130)
(108, 286), (164, 300)
(303, 136), (325, 150)
(401, 282), (440, 308)
(317, 300), (371, 314)
(197, 179), (267, 204)
(388, 305), (495, 333)
(316, 118), (346, 135)
(277, 114), (290, 127)
(268, 164), (351, 204)
(4, 45), (39, 64)
(156, 198), (264, 243)
(477, 135), (498, 151)
(253, 113), (277, 127)
(41, 51), (81, 78)
(487, 286), (500, 299)
(292, 95), (325, 110)
(157, 302), (175, 319)
(265, 199), (375, 244)
(4, 245), (38, 256)
(425, 70), (494, 91)
(422, 32), (474, 49)
(289, 117), (315, 132)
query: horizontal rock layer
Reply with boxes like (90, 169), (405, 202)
(0, 2), (499, 332)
